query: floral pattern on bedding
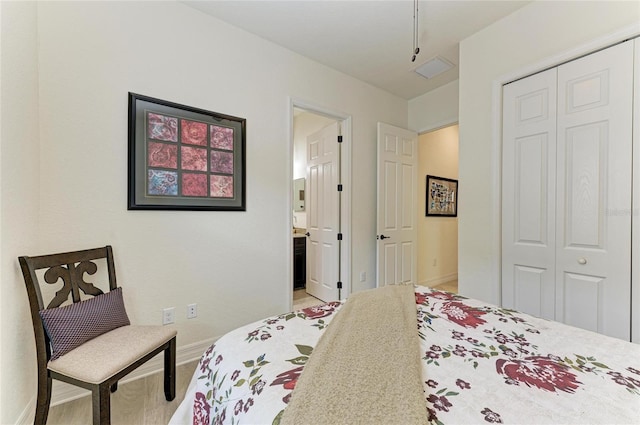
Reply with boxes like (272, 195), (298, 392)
(190, 303), (343, 425)
(244, 302), (342, 344)
(416, 289), (640, 424)
(174, 287), (640, 425)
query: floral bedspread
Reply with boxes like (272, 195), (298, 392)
(169, 286), (640, 425)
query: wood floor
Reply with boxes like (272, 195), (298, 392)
(292, 288), (324, 310)
(430, 279), (458, 293)
(46, 360), (198, 424)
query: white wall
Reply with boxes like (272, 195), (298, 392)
(417, 125), (458, 287)
(408, 80), (458, 132)
(0, 1), (407, 419)
(458, 1), (640, 303)
(0, 1), (41, 422)
(35, 0), (406, 329)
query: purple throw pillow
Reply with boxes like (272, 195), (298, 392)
(39, 287), (130, 360)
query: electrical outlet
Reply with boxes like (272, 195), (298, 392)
(187, 303), (197, 319)
(162, 307), (175, 325)
(433, 258), (437, 267)
(359, 271), (366, 282)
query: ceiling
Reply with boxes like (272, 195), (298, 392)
(183, 1), (530, 100)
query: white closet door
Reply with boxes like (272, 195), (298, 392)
(502, 69), (557, 319)
(633, 39), (640, 344)
(556, 40), (634, 340)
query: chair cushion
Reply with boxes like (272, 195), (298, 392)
(48, 325), (177, 384)
(40, 287), (130, 360)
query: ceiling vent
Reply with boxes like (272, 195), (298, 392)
(415, 56), (454, 79)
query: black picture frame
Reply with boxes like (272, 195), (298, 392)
(128, 93), (246, 211)
(426, 175), (458, 217)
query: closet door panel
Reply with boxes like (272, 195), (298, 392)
(562, 272), (604, 332)
(556, 40), (634, 340)
(564, 122), (606, 247)
(502, 68), (557, 320)
(512, 265), (547, 317)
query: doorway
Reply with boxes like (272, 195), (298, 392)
(374, 122), (459, 291)
(417, 124), (459, 293)
(290, 101), (351, 310)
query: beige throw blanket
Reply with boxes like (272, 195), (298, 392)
(281, 284), (429, 425)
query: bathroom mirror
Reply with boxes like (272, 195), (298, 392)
(293, 178), (305, 212)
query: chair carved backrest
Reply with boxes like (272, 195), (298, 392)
(19, 246), (117, 362)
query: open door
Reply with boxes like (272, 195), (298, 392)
(306, 122), (340, 301)
(376, 122), (418, 287)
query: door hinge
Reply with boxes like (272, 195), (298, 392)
(337, 184), (343, 192)
(337, 135), (343, 143)
(337, 281), (343, 289)
(337, 233), (343, 240)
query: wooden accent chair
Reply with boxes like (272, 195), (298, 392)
(19, 246), (176, 425)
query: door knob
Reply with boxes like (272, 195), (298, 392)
(378, 234), (389, 240)
(577, 257), (587, 265)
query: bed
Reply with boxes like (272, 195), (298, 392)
(169, 285), (640, 424)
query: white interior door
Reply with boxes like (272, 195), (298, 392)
(555, 40), (633, 340)
(501, 68), (557, 320)
(306, 122), (340, 301)
(376, 122), (418, 287)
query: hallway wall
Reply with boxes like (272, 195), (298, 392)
(417, 125), (459, 287)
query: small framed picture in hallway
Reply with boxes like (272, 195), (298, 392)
(426, 175), (457, 217)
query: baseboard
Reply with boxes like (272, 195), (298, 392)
(16, 397), (36, 425)
(50, 337), (217, 406)
(419, 272), (458, 288)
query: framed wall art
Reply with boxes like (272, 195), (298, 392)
(426, 175), (458, 217)
(128, 93), (246, 211)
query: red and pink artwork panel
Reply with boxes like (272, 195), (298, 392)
(211, 151), (234, 174)
(211, 125), (234, 151)
(210, 175), (234, 198)
(182, 173), (209, 197)
(147, 113), (178, 142)
(181, 146), (208, 171)
(181, 119), (208, 146)
(148, 142), (178, 169)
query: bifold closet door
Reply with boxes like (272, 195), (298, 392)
(555, 41), (634, 340)
(503, 39), (634, 341)
(502, 69), (558, 320)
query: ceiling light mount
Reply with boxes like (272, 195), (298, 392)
(411, 0), (420, 62)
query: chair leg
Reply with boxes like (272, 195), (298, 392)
(164, 337), (176, 401)
(34, 374), (52, 425)
(92, 384), (111, 425)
